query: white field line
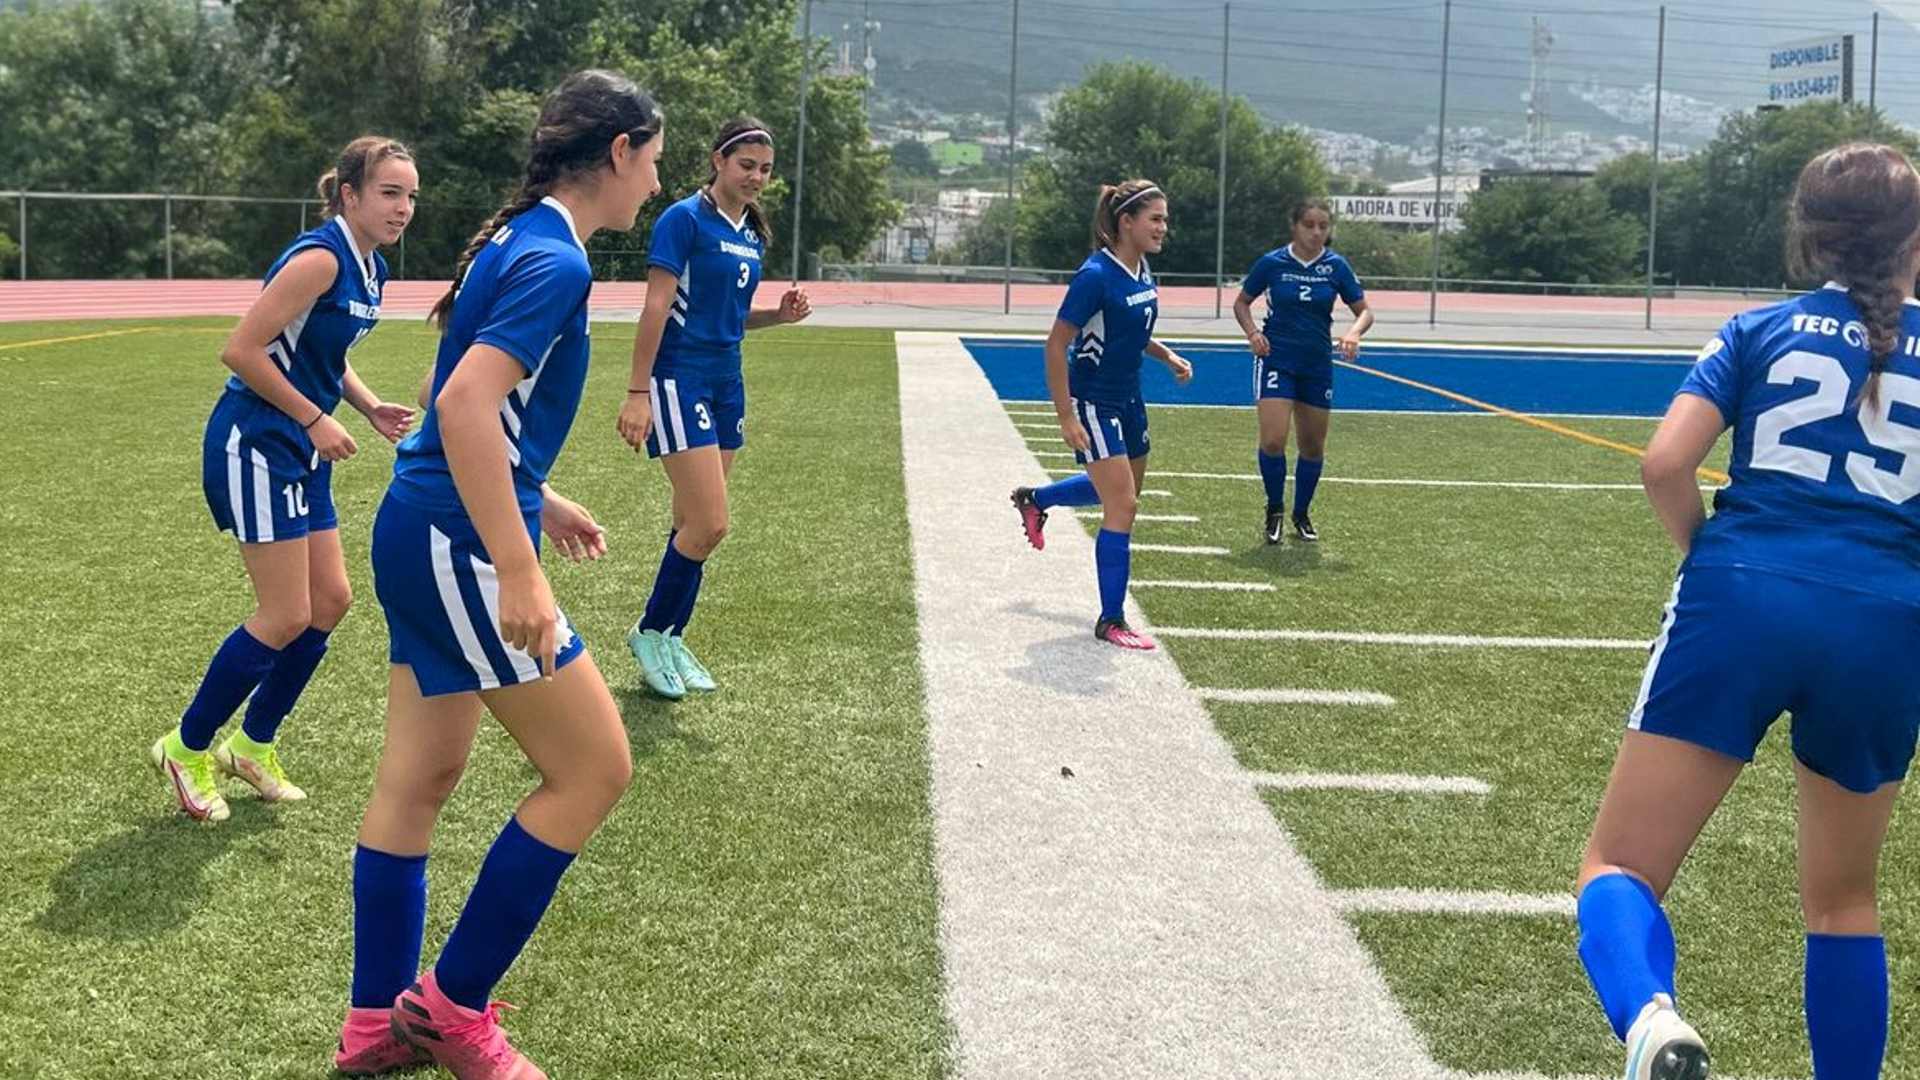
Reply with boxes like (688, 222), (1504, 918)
(1155, 627), (1649, 650)
(1073, 511), (1199, 522)
(1033, 450), (1077, 459)
(1196, 688), (1396, 706)
(1015, 421), (1059, 430)
(1127, 470), (1663, 492)
(1250, 772), (1492, 796)
(1329, 888), (1574, 918)
(1140, 488), (1172, 496)
(963, 333), (1693, 358)
(897, 331), (1448, 1078)
(1133, 579), (1276, 593)
(1009, 398), (1659, 419)
(1133, 543), (1229, 555)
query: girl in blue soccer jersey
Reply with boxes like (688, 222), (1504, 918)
(150, 137), (419, 823)
(616, 116), (811, 699)
(1010, 179), (1194, 650)
(336, 72), (661, 1079)
(1575, 143), (1920, 1080)
(1232, 199), (1372, 544)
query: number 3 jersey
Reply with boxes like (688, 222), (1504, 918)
(1680, 283), (1920, 598)
(648, 191), (765, 376)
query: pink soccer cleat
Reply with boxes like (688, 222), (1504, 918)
(1010, 486), (1049, 550)
(334, 1005), (429, 1075)
(390, 971), (546, 1080)
(1094, 617), (1157, 651)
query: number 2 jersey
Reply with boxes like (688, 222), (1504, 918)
(1680, 283), (1920, 601)
(1059, 248), (1159, 405)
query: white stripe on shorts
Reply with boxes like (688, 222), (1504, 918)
(225, 426), (246, 540)
(429, 526), (502, 690)
(1080, 399), (1111, 459)
(249, 448), (274, 543)
(1627, 574), (1683, 729)
(663, 377), (688, 452)
(471, 554), (542, 684)
(648, 376), (671, 455)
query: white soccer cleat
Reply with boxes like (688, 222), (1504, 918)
(1623, 993), (1710, 1080)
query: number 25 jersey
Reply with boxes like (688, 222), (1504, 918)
(1680, 284), (1920, 600)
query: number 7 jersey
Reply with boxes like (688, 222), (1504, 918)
(648, 191), (764, 375)
(1681, 283), (1920, 598)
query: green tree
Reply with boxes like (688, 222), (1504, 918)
(1451, 179), (1640, 287)
(891, 140), (938, 178)
(1662, 102), (1917, 287)
(1327, 220), (1433, 283)
(1016, 61), (1326, 276)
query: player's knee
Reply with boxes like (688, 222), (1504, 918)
(1802, 878), (1880, 934)
(1258, 435), (1288, 456)
(1297, 435), (1326, 459)
(311, 581), (352, 631)
(682, 515), (729, 557)
(251, 603), (312, 648)
(1104, 494), (1138, 528)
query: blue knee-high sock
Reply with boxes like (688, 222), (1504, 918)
(434, 817), (576, 1011)
(673, 556), (706, 638)
(179, 625), (282, 751)
(1095, 528), (1130, 622)
(1294, 457), (1324, 516)
(351, 846), (428, 1009)
(240, 626), (330, 743)
(639, 534), (704, 634)
(1807, 933), (1888, 1080)
(1034, 473), (1100, 510)
(1577, 872), (1678, 1040)
(1257, 451), (1288, 510)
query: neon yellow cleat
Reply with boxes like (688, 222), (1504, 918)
(150, 731), (231, 823)
(215, 732), (307, 802)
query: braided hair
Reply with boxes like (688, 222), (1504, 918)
(430, 70), (662, 327)
(1786, 142), (1920, 409)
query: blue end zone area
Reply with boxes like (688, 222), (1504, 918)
(959, 338), (1697, 418)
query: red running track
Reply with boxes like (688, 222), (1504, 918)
(0, 278), (1763, 324)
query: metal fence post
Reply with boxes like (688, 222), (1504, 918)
(1213, 2), (1230, 320)
(1427, 0), (1452, 327)
(16, 193), (24, 280)
(1644, 6), (1665, 330)
(1003, 0), (1020, 315)
(790, 0), (813, 283)
(164, 194), (174, 280)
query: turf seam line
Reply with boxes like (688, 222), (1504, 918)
(1250, 772), (1492, 795)
(1196, 688), (1397, 706)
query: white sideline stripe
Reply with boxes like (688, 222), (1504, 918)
(1135, 579), (1277, 593)
(1140, 488), (1173, 496)
(1007, 397), (1659, 419)
(1251, 772), (1492, 795)
(1073, 511), (1199, 522)
(1133, 543), (1230, 555)
(1139, 470), (1650, 491)
(1197, 688), (1396, 706)
(1034, 450), (1077, 459)
(1330, 888), (1574, 918)
(897, 331), (1446, 1078)
(968, 333), (1693, 357)
(1015, 421), (1058, 429)
(1156, 627), (1648, 650)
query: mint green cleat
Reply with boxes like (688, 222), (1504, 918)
(670, 636), (717, 692)
(628, 623), (686, 699)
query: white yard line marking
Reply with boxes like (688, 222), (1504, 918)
(1133, 543), (1229, 555)
(1330, 888), (1574, 918)
(965, 333), (1693, 358)
(1250, 772), (1492, 796)
(1073, 511), (1199, 522)
(1006, 408), (1055, 417)
(1015, 421), (1059, 430)
(1135, 579), (1275, 592)
(1156, 627), (1648, 650)
(1008, 398), (1659, 419)
(1139, 488), (1173, 496)
(1197, 688), (1396, 706)
(898, 331), (1448, 1078)
(1034, 450), (1078, 459)
(1135, 470), (1654, 491)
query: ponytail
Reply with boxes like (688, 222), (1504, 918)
(1089, 178), (1162, 251)
(314, 136), (412, 221)
(706, 116), (776, 246)
(428, 183), (550, 328)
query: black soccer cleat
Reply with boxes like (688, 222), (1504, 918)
(1263, 505), (1285, 545)
(1292, 512), (1318, 543)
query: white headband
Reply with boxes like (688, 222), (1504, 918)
(717, 129), (774, 154)
(1115, 185), (1163, 212)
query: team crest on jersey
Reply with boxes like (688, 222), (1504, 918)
(743, 226), (759, 245)
(1315, 263), (1333, 275)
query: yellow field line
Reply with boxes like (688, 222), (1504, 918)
(1336, 357), (1731, 486)
(0, 326), (162, 351)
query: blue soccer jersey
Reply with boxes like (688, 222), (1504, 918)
(1680, 284), (1920, 602)
(226, 215), (386, 414)
(1240, 245), (1364, 369)
(1058, 248), (1159, 405)
(649, 192), (765, 373)
(392, 196), (594, 515)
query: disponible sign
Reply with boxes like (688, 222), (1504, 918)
(1767, 35), (1853, 104)
(1331, 193), (1465, 227)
